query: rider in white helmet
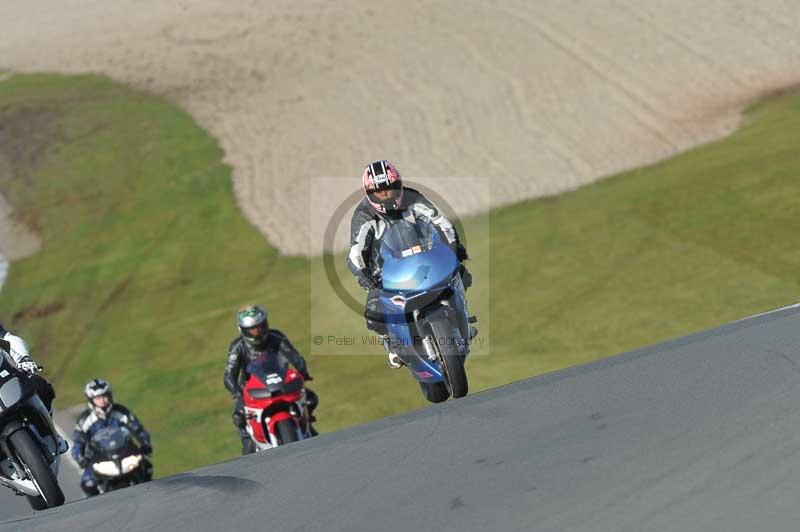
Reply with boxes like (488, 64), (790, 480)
(0, 323), (65, 449)
(71, 379), (153, 496)
(0, 323), (55, 406)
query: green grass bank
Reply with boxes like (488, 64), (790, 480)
(0, 74), (798, 476)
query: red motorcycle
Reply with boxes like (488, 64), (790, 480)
(242, 355), (314, 450)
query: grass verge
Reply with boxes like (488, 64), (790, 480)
(0, 74), (798, 475)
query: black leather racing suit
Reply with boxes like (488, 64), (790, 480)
(224, 329), (318, 451)
(346, 187), (470, 333)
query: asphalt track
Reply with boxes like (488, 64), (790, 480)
(4, 303), (800, 531)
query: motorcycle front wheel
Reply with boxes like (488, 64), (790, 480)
(430, 320), (469, 398)
(26, 494), (49, 511)
(9, 429), (65, 509)
(275, 420), (299, 445)
(419, 381), (450, 403)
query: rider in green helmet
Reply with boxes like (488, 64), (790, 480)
(224, 304), (318, 454)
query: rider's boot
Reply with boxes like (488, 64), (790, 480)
(141, 458), (154, 481)
(241, 436), (256, 455)
(31, 375), (69, 454)
(380, 334), (404, 369)
(80, 477), (100, 497)
(237, 424), (255, 455)
(55, 433), (69, 455)
(45, 409), (68, 455)
(305, 389), (319, 421)
(468, 315), (478, 339)
(32, 375), (68, 454)
(47, 411), (68, 455)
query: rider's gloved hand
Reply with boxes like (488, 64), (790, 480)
(357, 271), (380, 290)
(456, 243), (469, 262)
(300, 370), (313, 381)
(76, 454), (90, 468)
(17, 360), (40, 375)
(141, 442), (153, 456)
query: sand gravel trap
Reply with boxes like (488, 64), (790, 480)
(2, 1), (800, 255)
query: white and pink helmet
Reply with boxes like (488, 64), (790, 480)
(362, 160), (404, 213)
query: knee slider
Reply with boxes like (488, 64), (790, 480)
(459, 265), (472, 289)
(365, 317), (386, 334)
(306, 392), (319, 412)
(232, 410), (246, 429)
(364, 306), (387, 333)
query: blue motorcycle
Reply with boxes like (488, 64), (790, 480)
(378, 219), (475, 403)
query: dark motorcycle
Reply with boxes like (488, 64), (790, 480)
(0, 340), (66, 510)
(86, 426), (151, 494)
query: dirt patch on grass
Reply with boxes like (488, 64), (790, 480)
(0, 104), (59, 183)
(12, 301), (64, 321)
(0, 103), (59, 260)
(99, 278), (131, 312)
(0, 193), (40, 260)
(2, 1), (800, 254)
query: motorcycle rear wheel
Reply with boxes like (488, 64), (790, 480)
(9, 429), (65, 509)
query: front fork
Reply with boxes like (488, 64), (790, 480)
(0, 395), (61, 481)
(248, 397), (311, 449)
(28, 395), (63, 461)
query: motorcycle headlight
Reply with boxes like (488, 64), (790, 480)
(93, 460), (120, 477)
(121, 454), (142, 473)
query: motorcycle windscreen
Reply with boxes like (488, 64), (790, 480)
(90, 426), (132, 457)
(249, 380), (303, 399)
(245, 354), (288, 383)
(380, 221), (457, 292)
(380, 219), (435, 258)
(381, 243), (458, 292)
(245, 354), (302, 398)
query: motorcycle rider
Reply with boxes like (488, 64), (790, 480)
(0, 323), (67, 452)
(346, 160), (473, 369)
(71, 379), (153, 497)
(224, 304), (319, 455)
